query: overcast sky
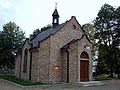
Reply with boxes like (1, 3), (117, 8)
(0, 0), (120, 37)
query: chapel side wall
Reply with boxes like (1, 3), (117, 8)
(78, 36), (93, 81)
(38, 38), (50, 82)
(20, 42), (31, 80)
(49, 17), (83, 82)
(69, 41), (79, 83)
(61, 50), (68, 82)
(30, 49), (39, 82)
(15, 53), (21, 78)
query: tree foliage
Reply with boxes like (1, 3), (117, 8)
(94, 4), (120, 78)
(82, 23), (95, 41)
(82, 23), (98, 74)
(82, 23), (96, 52)
(0, 21), (25, 69)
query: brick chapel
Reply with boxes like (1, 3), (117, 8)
(15, 8), (92, 83)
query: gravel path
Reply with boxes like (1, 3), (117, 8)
(0, 79), (22, 90)
(0, 79), (120, 90)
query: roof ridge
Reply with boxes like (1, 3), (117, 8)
(31, 23), (65, 48)
(30, 28), (52, 41)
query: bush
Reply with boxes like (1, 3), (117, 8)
(94, 74), (110, 81)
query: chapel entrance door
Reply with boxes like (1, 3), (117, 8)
(80, 51), (89, 81)
(80, 60), (89, 81)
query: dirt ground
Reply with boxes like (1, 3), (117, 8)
(0, 79), (120, 90)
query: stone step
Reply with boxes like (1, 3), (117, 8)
(83, 83), (106, 87)
(77, 81), (106, 87)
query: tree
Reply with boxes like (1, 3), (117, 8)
(82, 23), (96, 53)
(95, 44), (109, 75)
(30, 24), (52, 39)
(82, 23), (98, 74)
(114, 6), (120, 78)
(0, 21), (25, 69)
(94, 4), (120, 78)
(82, 23), (95, 41)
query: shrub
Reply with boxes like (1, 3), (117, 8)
(94, 74), (110, 81)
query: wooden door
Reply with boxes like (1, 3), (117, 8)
(80, 60), (89, 81)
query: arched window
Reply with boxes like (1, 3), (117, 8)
(23, 49), (28, 73)
(80, 51), (89, 59)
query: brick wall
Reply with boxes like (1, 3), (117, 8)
(15, 53), (21, 78)
(18, 40), (31, 80)
(69, 41), (79, 83)
(37, 38), (50, 82)
(78, 35), (92, 81)
(15, 16), (92, 83)
(49, 16), (83, 82)
(30, 48), (39, 82)
(61, 49), (68, 82)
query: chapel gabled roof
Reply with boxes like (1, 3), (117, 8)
(29, 16), (92, 48)
(19, 16), (91, 50)
(31, 23), (65, 48)
(19, 38), (31, 49)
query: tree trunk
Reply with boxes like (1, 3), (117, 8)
(113, 50), (120, 79)
(110, 66), (113, 77)
(117, 73), (120, 79)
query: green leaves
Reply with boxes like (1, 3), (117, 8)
(82, 23), (96, 59)
(94, 4), (120, 77)
(0, 21), (25, 69)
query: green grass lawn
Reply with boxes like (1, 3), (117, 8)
(0, 74), (49, 86)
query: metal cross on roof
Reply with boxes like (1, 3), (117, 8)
(55, 2), (57, 9)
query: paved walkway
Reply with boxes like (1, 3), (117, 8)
(0, 79), (120, 90)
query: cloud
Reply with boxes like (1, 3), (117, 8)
(0, 0), (13, 10)
(0, 0), (23, 23)
(0, 0), (14, 21)
(14, 7), (22, 15)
